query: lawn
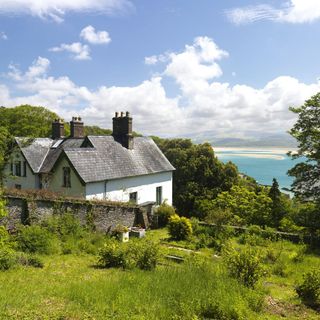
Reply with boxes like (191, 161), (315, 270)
(0, 228), (319, 319)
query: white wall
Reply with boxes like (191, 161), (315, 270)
(85, 171), (173, 205)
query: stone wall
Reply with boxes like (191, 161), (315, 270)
(2, 196), (149, 232)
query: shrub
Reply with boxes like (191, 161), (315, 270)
(296, 270), (320, 307)
(132, 240), (159, 271)
(155, 202), (176, 227)
(0, 247), (16, 270)
(16, 225), (59, 254)
(291, 244), (307, 263)
(17, 253), (44, 268)
(168, 214), (193, 240)
(98, 238), (127, 269)
(224, 246), (263, 288)
(97, 239), (160, 270)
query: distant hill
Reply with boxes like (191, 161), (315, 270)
(186, 133), (297, 148)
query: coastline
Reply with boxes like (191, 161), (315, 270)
(213, 147), (297, 154)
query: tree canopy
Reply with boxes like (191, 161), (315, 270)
(154, 137), (239, 216)
(288, 93), (320, 202)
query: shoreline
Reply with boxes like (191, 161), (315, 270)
(213, 147), (297, 154)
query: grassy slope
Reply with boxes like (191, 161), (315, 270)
(0, 229), (319, 319)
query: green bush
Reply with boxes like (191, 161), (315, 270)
(16, 225), (59, 254)
(16, 253), (44, 268)
(132, 240), (159, 271)
(97, 239), (160, 270)
(296, 270), (320, 307)
(224, 246), (263, 288)
(42, 213), (83, 239)
(0, 247), (16, 270)
(168, 214), (193, 240)
(97, 238), (127, 269)
(155, 202), (176, 227)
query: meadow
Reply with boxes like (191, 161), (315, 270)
(0, 225), (320, 320)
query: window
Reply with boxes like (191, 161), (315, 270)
(22, 161), (27, 177)
(129, 192), (137, 204)
(10, 162), (13, 175)
(63, 167), (71, 188)
(15, 184), (21, 190)
(15, 161), (21, 177)
(156, 186), (162, 205)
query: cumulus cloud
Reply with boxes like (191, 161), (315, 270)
(49, 42), (91, 60)
(80, 25), (111, 45)
(0, 0), (133, 22)
(144, 54), (169, 65)
(226, 0), (320, 25)
(0, 32), (7, 40)
(2, 36), (320, 138)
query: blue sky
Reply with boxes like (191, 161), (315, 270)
(1, 0), (320, 138)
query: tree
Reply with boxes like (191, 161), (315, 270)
(288, 93), (320, 202)
(212, 185), (272, 226)
(153, 138), (239, 216)
(268, 178), (286, 227)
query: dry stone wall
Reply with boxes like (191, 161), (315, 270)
(3, 196), (148, 232)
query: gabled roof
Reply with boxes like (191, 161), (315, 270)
(64, 136), (175, 183)
(15, 135), (174, 182)
(15, 138), (52, 173)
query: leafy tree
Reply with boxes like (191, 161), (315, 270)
(212, 185), (272, 226)
(268, 178), (286, 227)
(153, 137), (239, 216)
(288, 93), (320, 202)
(0, 105), (59, 138)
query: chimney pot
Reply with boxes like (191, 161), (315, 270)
(52, 119), (65, 139)
(70, 116), (84, 138)
(115, 112), (119, 118)
(112, 112), (133, 149)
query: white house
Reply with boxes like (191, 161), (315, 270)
(4, 112), (175, 205)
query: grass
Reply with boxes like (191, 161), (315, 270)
(0, 227), (320, 319)
(0, 254), (263, 319)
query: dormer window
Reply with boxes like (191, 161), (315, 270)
(63, 167), (71, 187)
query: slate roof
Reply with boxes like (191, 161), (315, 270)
(16, 135), (174, 183)
(64, 136), (175, 183)
(16, 138), (52, 173)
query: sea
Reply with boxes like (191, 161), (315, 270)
(214, 147), (302, 193)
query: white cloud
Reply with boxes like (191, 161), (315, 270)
(0, 0), (133, 22)
(0, 32), (7, 40)
(49, 42), (91, 60)
(80, 25), (111, 45)
(2, 37), (320, 138)
(144, 54), (169, 65)
(226, 0), (320, 25)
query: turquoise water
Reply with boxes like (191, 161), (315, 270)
(215, 149), (302, 192)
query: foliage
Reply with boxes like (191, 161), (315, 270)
(212, 185), (272, 226)
(296, 270), (320, 307)
(0, 247), (16, 270)
(97, 238), (159, 270)
(16, 225), (59, 255)
(195, 198), (233, 224)
(224, 246), (264, 288)
(167, 214), (193, 240)
(153, 137), (239, 216)
(154, 202), (176, 227)
(288, 92), (320, 201)
(97, 238), (127, 269)
(84, 125), (112, 136)
(16, 252), (44, 268)
(268, 178), (286, 227)
(0, 105), (59, 138)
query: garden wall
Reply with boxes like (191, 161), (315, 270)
(2, 196), (149, 232)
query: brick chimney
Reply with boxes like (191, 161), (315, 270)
(70, 117), (84, 138)
(112, 111), (133, 149)
(52, 119), (65, 139)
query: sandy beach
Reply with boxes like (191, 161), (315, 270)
(213, 147), (297, 154)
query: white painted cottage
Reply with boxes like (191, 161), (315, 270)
(4, 112), (174, 205)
